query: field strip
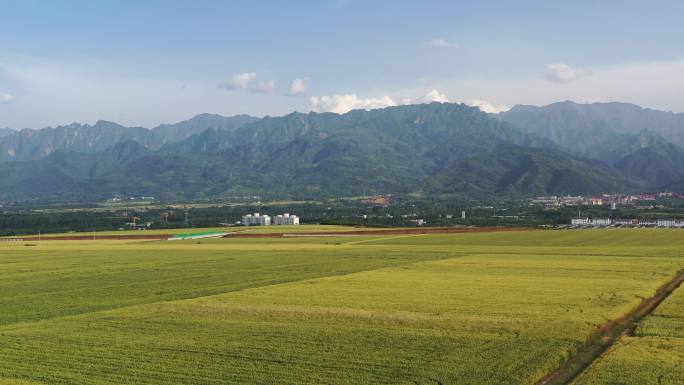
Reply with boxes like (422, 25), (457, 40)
(0, 253), (465, 330)
(222, 227), (535, 238)
(535, 268), (684, 385)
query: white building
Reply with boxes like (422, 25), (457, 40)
(592, 218), (612, 226)
(657, 219), (677, 228)
(614, 219), (636, 226)
(242, 213), (271, 226)
(571, 217), (591, 226)
(273, 213), (300, 225)
(531, 196), (561, 206)
(571, 218), (611, 226)
(590, 197), (604, 206)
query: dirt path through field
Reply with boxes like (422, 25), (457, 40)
(534, 268), (684, 385)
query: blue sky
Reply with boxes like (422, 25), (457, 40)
(1, 0), (683, 127)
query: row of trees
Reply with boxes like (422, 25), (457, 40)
(4, 198), (683, 235)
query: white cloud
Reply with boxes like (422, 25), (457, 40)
(218, 72), (276, 93)
(251, 79), (276, 93)
(407, 58), (684, 114)
(287, 78), (308, 96)
(5, 53), (684, 129)
(577, 97), (606, 104)
(401, 90), (449, 105)
(0, 93), (15, 104)
(545, 63), (590, 83)
(218, 72), (257, 90)
(430, 38), (460, 49)
(420, 90), (449, 103)
(310, 94), (396, 114)
(466, 99), (510, 114)
(0, 59), (307, 128)
(310, 90), (451, 114)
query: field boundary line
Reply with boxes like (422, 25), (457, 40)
(0, 253), (463, 331)
(222, 227), (535, 238)
(343, 233), (431, 245)
(534, 267), (684, 385)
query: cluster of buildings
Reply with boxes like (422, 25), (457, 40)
(531, 193), (681, 209)
(530, 196), (587, 207)
(570, 217), (684, 228)
(586, 194), (658, 206)
(241, 213), (300, 226)
(108, 196), (156, 203)
(126, 221), (153, 230)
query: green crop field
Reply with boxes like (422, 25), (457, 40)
(1, 229), (683, 384)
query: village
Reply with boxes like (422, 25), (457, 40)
(569, 217), (684, 228)
(530, 192), (682, 210)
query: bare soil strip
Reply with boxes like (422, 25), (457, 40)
(535, 268), (684, 385)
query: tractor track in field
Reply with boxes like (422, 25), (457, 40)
(534, 268), (684, 385)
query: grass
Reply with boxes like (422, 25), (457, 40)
(0, 228), (683, 384)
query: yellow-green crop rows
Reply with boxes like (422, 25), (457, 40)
(1, 229), (683, 384)
(574, 266), (684, 385)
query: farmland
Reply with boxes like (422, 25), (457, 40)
(0, 225), (363, 238)
(574, 266), (684, 385)
(1, 228), (683, 384)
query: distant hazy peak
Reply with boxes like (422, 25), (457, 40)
(508, 100), (681, 115)
(152, 113), (260, 142)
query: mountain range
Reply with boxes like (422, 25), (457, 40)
(497, 101), (684, 161)
(0, 114), (259, 163)
(1, 101), (683, 202)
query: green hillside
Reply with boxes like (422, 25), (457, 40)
(498, 101), (683, 161)
(428, 145), (644, 197)
(0, 104), (560, 201)
(0, 103), (677, 202)
(615, 143), (684, 188)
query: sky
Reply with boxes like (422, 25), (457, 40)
(0, 0), (683, 128)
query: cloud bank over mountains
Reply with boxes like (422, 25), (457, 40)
(309, 89), (509, 115)
(1, 55), (683, 128)
(310, 94), (396, 114)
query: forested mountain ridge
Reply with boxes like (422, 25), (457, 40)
(1, 102), (683, 202)
(0, 114), (258, 163)
(427, 145), (645, 197)
(497, 101), (684, 161)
